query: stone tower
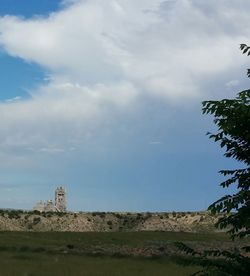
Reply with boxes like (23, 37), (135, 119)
(55, 186), (67, 212)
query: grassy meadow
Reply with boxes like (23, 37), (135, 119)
(0, 253), (199, 276)
(0, 231), (234, 276)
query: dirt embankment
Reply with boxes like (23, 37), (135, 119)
(0, 210), (224, 232)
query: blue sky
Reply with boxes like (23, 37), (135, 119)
(0, 0), (59, 101)
(0, 0), (249, 211)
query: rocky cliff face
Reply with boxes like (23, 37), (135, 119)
(0, 210), (223, 232)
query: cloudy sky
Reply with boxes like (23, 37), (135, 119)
(0, 0), (249, 211)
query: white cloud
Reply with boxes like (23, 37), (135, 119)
(226, 79), (239, 88)
(0, 0), (250, 161)
(38, 147), (65, 153)
(1, 0), (249, 97)
(5, 96), (22, 102)
(0, 80), (138, 159)
(149, 141), (162, 145)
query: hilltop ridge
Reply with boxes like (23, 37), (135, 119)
(0, 210), (224, 232)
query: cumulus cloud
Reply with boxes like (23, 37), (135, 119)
(1, 0), (249, 96)
(0, 0), (249, 161)
(0, 80), (138, 159)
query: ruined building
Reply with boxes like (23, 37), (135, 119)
(54, 186), (67, 212)
(33, 187), (67, 212)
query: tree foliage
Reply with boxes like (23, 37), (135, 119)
(201, 47), (250, 239)
(202, 90), (250, 238)
(176, 46), (250, 275)
(175, 242), (250, 276)
(240, 44), (250, 77)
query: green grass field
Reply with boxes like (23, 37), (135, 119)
(0, 231), (232, 276)
(0, 253), (200, 276)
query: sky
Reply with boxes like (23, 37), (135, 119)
(0, 0), (249, 212)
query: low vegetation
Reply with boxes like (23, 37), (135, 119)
(0, 209), (221, 232)
(0, 231), (246, 276)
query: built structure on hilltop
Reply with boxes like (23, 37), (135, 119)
(33, 187), (67, 212)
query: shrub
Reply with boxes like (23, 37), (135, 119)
(0, 246), (8, 251)
(146, 212), (152, 217)
(33, 210), (41, 215)
(100, 213), (106, 218)
(24, 214), (29, 220)
(199, 216), (204, 222)
(19, 246), (30, 252)
(8, 211), (21, 219)
(32, 247), (45, 252)
(33, 217), (41, 225)
(27, 224), (33, 230)
(115, 213), (123, 219)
